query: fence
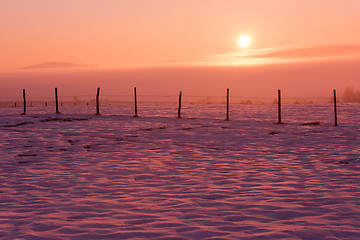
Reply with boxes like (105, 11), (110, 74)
(0, 87), (350, 126)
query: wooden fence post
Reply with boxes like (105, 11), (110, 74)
(22, 89), (26, 115)
(134, 87), (138, 117)
(96, 87), (100, 115)
(55, 88), (60, 114)
(226, 88), (230, 121)
(334, 89), (338, 126)
(178, 91), (182, 118)
(277, 89), (282, 124)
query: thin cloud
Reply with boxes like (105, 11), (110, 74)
(254, 44), (360, 59)
(195, 44), (360, 66)
(20, 61), (95, 70)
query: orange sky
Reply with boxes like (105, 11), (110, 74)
(1, 0), (360, 69)
(1, 1), (360, 101)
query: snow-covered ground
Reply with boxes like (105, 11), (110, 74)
(1, 103), (359, 239)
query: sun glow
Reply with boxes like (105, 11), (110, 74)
(238, 35), (251, 48)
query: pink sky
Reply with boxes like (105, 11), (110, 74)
(1, 0), (360, 69)
(1, 0), (360, 100)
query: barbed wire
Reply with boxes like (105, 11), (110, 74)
(0, 95), (356, 100)
(0, 94), (358, 101)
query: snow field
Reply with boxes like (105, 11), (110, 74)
(0, 103), (359, 239)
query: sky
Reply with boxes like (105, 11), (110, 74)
(1, 0), (360, 100)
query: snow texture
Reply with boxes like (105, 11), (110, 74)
(1, 103), (360, 239)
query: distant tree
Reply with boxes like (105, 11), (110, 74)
(73, 96), (79, 104)
(343, 87), (360, 103)
(240, 99), (252, 104)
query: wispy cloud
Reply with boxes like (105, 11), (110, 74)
(253, 44), (360, 59)
(190, 44), (360, 66)
(20, 62), (95, 70)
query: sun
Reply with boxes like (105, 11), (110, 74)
(238, 35), (251, 48)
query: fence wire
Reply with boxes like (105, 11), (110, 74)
(1, 91), (359, 109)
